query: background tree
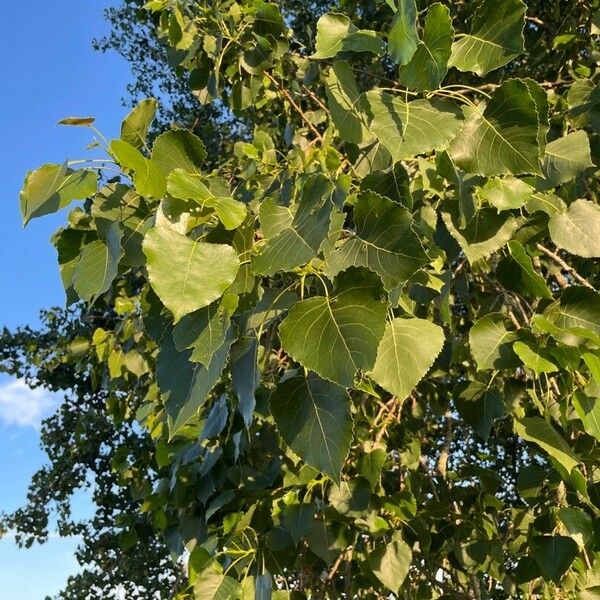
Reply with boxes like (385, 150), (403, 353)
(8, 0), (600, 598)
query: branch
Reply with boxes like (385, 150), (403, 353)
(536, 243), (595, 290)
(264, 71), (324, 142)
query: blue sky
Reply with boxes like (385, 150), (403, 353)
(0, 2), (133, 598)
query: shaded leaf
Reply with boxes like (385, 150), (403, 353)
(455, 382), (504, 441)
(270, 372), (353, 482)
(496, 240), (552, 299)
(324, 191), (428, 290)
(73, 223), (123, 302)
(469, 313), (519, 370)
(326, 61), (368, 144)
(398, 3), (453, 90)
(531, 535), (578, 583)
(388, 0), (418, 66)
(157, 326), (235, 437)
(253, 174), (334, 275)
(450, 79), (541, 176)
(448, 0), (526, 76)
(279, 267), (388, 387)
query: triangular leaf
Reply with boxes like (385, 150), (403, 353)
(279, 267), (388, 387)
(370, 317), (445, 399)
(450, 79), (541, 176)
(469, 313), (519, 370)
(448, 0), (526, 76)
(270, 372), (353, 482)
(324, 191), (428, 290)
(365, 91), (463, 161)
(548, 199), (600, 258)
(20, 164), (97, 225)
(143, 227), (240, 322)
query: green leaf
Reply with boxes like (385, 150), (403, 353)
(52, 228), (85, 305)
(583, 353), (600, 385)
(73, 223), (123, 302)
(172, 297), (234, 365)
(120, 98), (158, 149)
(270, 372), (353, 483)
(150, 129), (207, 177)
(559, 507), (593, 547)
(455, 382), (504, 441)
(359, 162), (411, 206)
(568, 79), (600, 133)
(573, 393), (600, 442)
(368, 531), (412, 593)
(279, 267), (388, 387)
(542, 131), (593, 186)
(548, 199), (600, 258)
(450, 79), (541, 176)
(496, 240), (552, 299)
(398, 3), (453, 90)
(448, 0), (526, 76)
(231, 334), (260, 427)
(469, 313), (519, 370)
(281, 502), (315, 543)
(326, 61), (369, 144)
(157, 326), (235, 437)
(167, 169), (247, 230)
(312, 13), (385, 59)
(20, 164), (97, 225)
(143, 227), (240, 322)
(193, 564), (241, 600)
(388, 0), (418, 65)
(91, 183), (152, 267)
(514, 417), (580, 474)
(110, 139), (166, 197)
(478, 177), (533, 211)
(441, 206), (519, 264)
(253, 174), (334, 275)
(543, 287), (600, 346)
(324, 191), (428, 290)
(531, 535), (578, 583)
(513, 340), (559, 374)
(365, 91), (463, 161)
(370, 317), (445, 400)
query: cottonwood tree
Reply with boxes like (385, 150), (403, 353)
(13, 0), (600, 597)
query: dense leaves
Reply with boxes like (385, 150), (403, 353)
(10, 0), (600, 598)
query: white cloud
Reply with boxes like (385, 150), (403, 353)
(0, 379), (57, 429)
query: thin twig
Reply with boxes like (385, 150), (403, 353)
(536, 243), (595, 290)
(264, 71), (324, 142)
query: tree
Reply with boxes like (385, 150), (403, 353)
(0, 309), (175, 599)
(13, 0), (600, 597)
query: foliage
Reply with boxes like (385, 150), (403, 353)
(13, 0), (600, 597)
(0, 310), (175, 599)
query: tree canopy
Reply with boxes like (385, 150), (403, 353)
(8, 0), (600, 597)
